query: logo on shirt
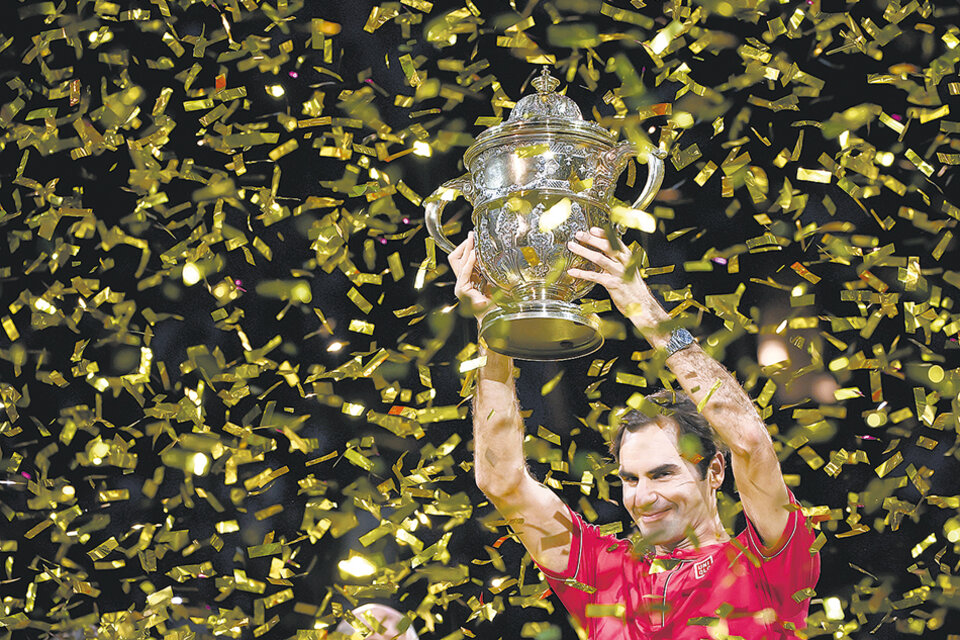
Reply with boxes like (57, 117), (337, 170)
(693, 556), (713, 579)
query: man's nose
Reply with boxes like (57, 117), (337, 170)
(628, 480), (657, 508)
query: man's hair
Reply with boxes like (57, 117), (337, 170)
(609, 389), (727, 479)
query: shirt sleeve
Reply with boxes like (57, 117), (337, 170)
(533, 504), (632, 627)
(743, 491), (822, 620)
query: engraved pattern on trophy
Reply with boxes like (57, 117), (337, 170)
(484, 200), (523, 288)
(470, 140), (608, 206)
(424, 66), (667, 359)
(523, 202), (553, 280)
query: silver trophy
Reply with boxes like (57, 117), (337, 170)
(426, 68), (666, 360)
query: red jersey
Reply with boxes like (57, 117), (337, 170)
(538, 494), (820, 640)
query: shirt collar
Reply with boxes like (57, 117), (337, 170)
(649, 539), (727, 561)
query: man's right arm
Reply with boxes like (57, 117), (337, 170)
(473, 346), (574, 575)
(447, 232), (574, 575)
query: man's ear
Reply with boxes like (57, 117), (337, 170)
(707, 452), (724, 490)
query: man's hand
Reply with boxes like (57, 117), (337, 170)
(566, 227), (667, 330)
(448, 231), (494, 322)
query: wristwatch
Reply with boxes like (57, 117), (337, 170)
(664, 328), (696, 358)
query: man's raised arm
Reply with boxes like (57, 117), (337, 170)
(448, 233), (573, 574)
(473, 347), (574, 574)
(568, 228), (791, 548)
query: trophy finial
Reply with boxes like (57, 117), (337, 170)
(532, 67), (561, 94)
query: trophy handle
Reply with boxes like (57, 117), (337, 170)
(629, 146), (668, 211)
(424, 174), (474, 254)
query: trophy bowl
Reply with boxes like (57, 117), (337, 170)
(426, 68), (666, 360)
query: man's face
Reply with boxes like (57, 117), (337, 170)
(617, 419), (721, 550)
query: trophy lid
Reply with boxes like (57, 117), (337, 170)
(508, 68), (584, 122)
(464, 67), (616, 167)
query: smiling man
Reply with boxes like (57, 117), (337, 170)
(447, 228), (821, 639)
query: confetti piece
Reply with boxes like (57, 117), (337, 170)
(875, 452), (904, 478)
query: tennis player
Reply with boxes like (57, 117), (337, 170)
(448, 227), (821, 639)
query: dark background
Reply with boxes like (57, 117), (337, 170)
(0, 0), (958, 638)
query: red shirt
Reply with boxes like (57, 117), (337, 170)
(538, 495), (820, 639)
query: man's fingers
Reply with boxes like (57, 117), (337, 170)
(459, 247), (479, 284)
(568, 239), (622, 275)
(447, 232), (474, 266)
(463, 242), (477, 269)
(567, 267), (604, 284)
(455, 247), (481, 296)
(585, 227), (631, 259)
(577, 229), (617, 254)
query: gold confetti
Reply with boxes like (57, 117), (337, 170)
(1, 1), (956, 637)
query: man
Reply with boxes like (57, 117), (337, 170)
(447, 228), (820, 639)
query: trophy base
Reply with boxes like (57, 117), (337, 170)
(480, 301), (603, 361)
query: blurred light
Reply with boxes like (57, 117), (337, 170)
(182, 262), (201, 286)
(811, 375), (839, 404)
(838, 130), (850, 148)
(139, 347), (153, 376)
(191, 453), (210, 476)
(316, 19), (342, 35)
(672, 111), (694, 128)
(327, 341), (345, 352)
(33, 298), (56, 314)
(758, 338), (789, 366)
(342, 402), (364, 417)
(62, 485), (75, 497)
(824, 597), (844, 620)
(338, 555), (376, 578)
(791, 284), (806, 296)
(945, 517), (960, 543)
(866, 412), (886, 428)
(928, 365), (944, 383)
(412, 141), (432, 157)
(266, 84), (285, 98)
(829, 357), (849, 372)
(171, 596), (183, 605)
(292, 281), (312, 304)
(877, 151), (894, 166)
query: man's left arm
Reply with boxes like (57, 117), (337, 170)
(568, 228), (790, 547)
(656, 339), (791, 548)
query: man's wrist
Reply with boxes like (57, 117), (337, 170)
(478, 342), (513, 378)
(622, 287), (669, 331)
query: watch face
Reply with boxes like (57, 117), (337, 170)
(667, 329), (693, 356)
